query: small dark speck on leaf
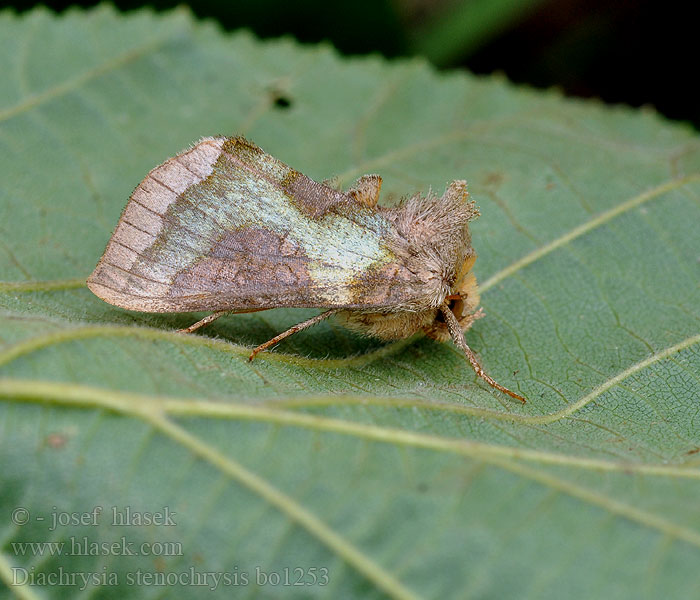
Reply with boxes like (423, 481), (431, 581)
(45, 433), (68, 449)
(270, 91), (292, 109)
(153, 557), (167, 572)
(482, 172), (504, 186)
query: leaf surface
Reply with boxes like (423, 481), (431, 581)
(1, 7), (700, 599)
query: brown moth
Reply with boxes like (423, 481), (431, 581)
(87, 136), (525, 402)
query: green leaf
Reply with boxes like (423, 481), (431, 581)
(1, 6), (700, 599)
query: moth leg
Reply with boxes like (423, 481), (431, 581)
(348, 174), (382, 207)
(249, 309), (340, 361)
(439, 303), (526, 403)
(177, 311), (228, 334)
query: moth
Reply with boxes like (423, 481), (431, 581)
(87, 136), (525, 402)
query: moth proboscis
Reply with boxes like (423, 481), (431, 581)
(87, 135), (525, 403)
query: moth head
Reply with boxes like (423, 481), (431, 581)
(387, 179), (480, 329)
(425, 251), (481, 341)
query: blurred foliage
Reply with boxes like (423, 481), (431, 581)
(3, 0), (698, 126)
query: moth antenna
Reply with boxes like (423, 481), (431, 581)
(439, 304), (526, 403)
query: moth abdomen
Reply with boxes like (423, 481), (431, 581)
(335, 308), (438, 341)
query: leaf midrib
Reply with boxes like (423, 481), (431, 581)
(3, 377), (699, 479)
(3, 377), (700, 555)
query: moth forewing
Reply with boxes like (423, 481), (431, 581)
(87, 136), (228, 311)
(88, 135), (525, 402)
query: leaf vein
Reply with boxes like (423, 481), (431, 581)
(480, 174), (700, 292)
(0, 32), (182, 123)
